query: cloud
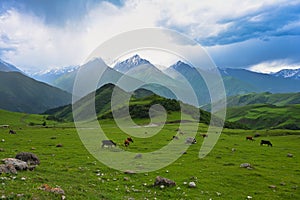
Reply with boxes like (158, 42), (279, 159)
(248, 59), (300, 73)
(0, 0), (299, 72)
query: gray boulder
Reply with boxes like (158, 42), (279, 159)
(16, 152), (40, 165)
(154, 176), (176, 187)
(2, 158), (28, 170)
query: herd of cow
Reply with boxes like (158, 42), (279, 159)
(246, 135), (273, 147)
(101, 132), (273, 149)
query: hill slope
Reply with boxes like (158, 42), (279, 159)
(225, 104), (300, 130)
(0, 71), (71, 113)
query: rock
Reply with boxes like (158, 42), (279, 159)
(39, 184), (65, 195)
(0, 148), (4, 152)
(124, 177), (129, 181)
(287, 153), (293, 157)
(134, 154), (142, 159)
(0, 164), (17, 174)
(280, 182), (286, 186)
(15, 152), (40, 165)
(240, 163), (251, 168)
(269, 185), (276, 189)
(188, 182), (196, 188)
(2, 158), (28, 170)
(1, 139), (5, 142)
(124, 170), (136, 174)
(154, 176), (176, 187)
(56, 144), (63, 147)
(247, 195), (253, 199)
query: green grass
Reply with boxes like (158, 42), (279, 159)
(0, 110), (300, 199)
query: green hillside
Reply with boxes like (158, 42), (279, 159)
(225, 104), (300, 130)
(0, 72), (71, 113)
(45, 84), (246, 129)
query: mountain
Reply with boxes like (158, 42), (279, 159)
(272, 68), (300, 80)
(0, 71), (71, 113)
(30, 65), (79, 87)
(114, 54), (151, 73)
(220, 68), (300, 93)
(225, 104), (300, 130)
(202, 92), (300, 111)
(0, 59), (23, 73)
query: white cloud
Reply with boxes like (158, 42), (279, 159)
(248, 59), (300, 73)
(0, 0), (296, 72)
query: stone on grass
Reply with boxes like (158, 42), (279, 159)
(269, 185), (276, 189)
(0, 164), (17, 174)
(188, 182), (196, 188)
(287, 153), (293, 157)
(2, 158), (28, 170)
(56, 144), (63, 147)
(240, 163), (252, 169)
(15, 152), (40, 165)
(154, 176), (176, 187)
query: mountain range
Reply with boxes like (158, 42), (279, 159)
(272, 68), (300, 80)
(0, 59), (23, 73)
(0, 71), (71, 113)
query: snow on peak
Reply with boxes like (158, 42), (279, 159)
(114, 54), (151, 73)
(272, 68), (300, 79)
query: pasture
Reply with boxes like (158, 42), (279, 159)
(0, 111), (300, 199)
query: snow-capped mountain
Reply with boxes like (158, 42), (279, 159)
(113, 54), (151, 73)
(0, 59), (23, 73)
(30, 65), (79, 85)
(272, 68), (300, 80)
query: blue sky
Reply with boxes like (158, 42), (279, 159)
(0, 0), (300, 73)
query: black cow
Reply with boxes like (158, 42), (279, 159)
(185, 137), (197, 144)
(260, 140), (272, 147)
(101, 140), (117, 148)
(9, 129), (16, 134)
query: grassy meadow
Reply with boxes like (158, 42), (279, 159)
(0, 110), (300, 199)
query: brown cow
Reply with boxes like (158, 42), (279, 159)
(124, 137), (134, 147)
(246, 136), (254, 141)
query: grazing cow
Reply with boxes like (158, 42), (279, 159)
(172, 135), (179, 140)
(201, 134), (208, 138)
(9, 129), (16, 134)
(124, 137), (134, 147)
(260, 140), (272, 147)
(101, 140), (117, 148)
(246, 136), (254, 141)
(185, 137), (197, 144)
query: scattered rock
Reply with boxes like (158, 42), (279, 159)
(240, 163), (252, 169)
(287, 153), (293, 157)
(39, 184), (65, 195)
(1, 139), (5, 142)
(124, 170), (136, 174)
(247, 195), (253, 199)
(280, 182), (286, 186)
(134, 154), (142, 159)
(188, 182), (196, 188)
(0, 148), (4, 152)
(31, 147), (36, 150)
(269, 185), (276, 189)
(56, 144), (63, 147)
(154, 176), (176, 187)
(231, 148), (236, 152)
(0, 164), (17, 174)
(15, 152), (40, 165)
(2, 158), (28, 170)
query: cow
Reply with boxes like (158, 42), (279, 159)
(246, 136), (254, 141)
(260, 140), (272, 147)
(172, 135), (179, 140)
(124, 137), (134, 147)
(254, 133), (261, 137)
(9, 129), (16, 134)
(101, 140), (117, 148)
(201, 134), (208, 138)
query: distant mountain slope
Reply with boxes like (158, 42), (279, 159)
(202, 92), (300, 111)
(0, 71), (71, 113)
(225, 104), (300, 130)
(220, 68), (300, 93)
(0, 59), (23, 73)
(31, 66), (79, 87)
(271, 68), (300, 80)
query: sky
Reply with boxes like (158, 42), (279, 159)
(0, 0), (300, 73)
